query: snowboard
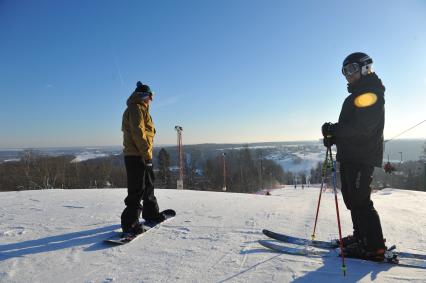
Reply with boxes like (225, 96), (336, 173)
(260, 229), (426, 269)
(104, 209), (176, 245)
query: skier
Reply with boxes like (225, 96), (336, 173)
(120, 81), (164, 234)
(321, 52), (386, 261)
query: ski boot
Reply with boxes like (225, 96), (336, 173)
(332, 234), (358, 247)
(341, 241), (387, 262)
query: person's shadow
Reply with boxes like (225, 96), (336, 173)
(235, 241), (395, 283)
(289, 251), (393, 282)
(0, 224), (121, 261)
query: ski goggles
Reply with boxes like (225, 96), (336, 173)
(137, 91), (155, 100)
(342, 63), (360, 76)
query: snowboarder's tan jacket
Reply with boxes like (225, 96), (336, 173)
(122, 92), (155, 160)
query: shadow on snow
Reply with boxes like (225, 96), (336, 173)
(0, 224), (121, 261)
(219, 243), (395, 283)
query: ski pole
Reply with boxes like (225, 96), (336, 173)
(311, 146), (330, 240)
(329, 149), (346, 276)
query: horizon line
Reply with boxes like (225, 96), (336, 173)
(1, 137), (425, 151)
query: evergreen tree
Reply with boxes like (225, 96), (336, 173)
(203, 157), (222, 190)
(237, 145), (257, 192)
(310, 161), (323, 183)
(157, 148), (171, 187)
(186, 149), (202, 189)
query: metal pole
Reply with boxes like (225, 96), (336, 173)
(175, 126), (184, 190)
(311, 147), (329, 240)
(222, 153), (227, 191)
(179, 132), (183, 180)
(329, 149), (346, 276)
(260, 151), (264, 191)
(424, 162), (426, 191)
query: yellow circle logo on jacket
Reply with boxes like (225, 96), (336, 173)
(354, 92), (378, 108)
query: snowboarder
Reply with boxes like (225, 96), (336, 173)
(321, 52), (386, 261)
(120, 81), (164, 234)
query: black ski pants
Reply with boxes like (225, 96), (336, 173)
(340, 162), (385, 250)
(121, 156), (159, 231)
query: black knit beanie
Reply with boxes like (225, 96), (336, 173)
(135, 81), (152, 93)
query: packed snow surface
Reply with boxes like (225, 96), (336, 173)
(0, 187), (425, 282)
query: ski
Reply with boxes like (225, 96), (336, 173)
(104, 209), (176, 245)
(259, 240), (327, 256)
(262, 229), (426, 261)
(263, 229), (335, 249)
(258, 240), (426, 269)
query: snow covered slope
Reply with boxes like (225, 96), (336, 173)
(0, 187), (425, 282)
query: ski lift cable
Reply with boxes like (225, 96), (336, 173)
(384, 119), (426, 144)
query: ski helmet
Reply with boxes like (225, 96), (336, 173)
(342, 52), (373, 76)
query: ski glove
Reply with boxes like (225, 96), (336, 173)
(321, 122), (335, 137)
(321, 122), (336, 147)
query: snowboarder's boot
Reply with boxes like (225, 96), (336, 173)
(121, 205), (143, 234)
(142, 200), (164, 223)
(143, 211), (166, 225)
(122, 222), (145, 235)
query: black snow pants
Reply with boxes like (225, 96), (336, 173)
(121, 156), (160, 231)
(340, 162), (385, 251)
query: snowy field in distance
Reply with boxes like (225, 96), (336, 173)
(70, 152), (109, 163)
(0, 187), (425, 282)
(272, 151), (324, 174)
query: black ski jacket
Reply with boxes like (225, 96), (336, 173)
(334, 73), (385, 167)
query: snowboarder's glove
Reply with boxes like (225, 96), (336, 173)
(321, 122), (336, 147)
(145, 159), (153, 168)
(145, 159), (155, 180)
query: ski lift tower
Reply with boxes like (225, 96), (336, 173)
(175, 126), (184, 190)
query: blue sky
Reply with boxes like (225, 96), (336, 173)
(0, 0), (425, 148)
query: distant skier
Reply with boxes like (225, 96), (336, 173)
(321, 52), (386, 261)
(120, 81), (164, 234)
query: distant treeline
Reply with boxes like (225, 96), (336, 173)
(309, 160), (426, 192)
(371, 160), (426, 191)
(0, 151), (127, 191)
(0, 146), (292, 193)
(1, 143), (425, 192)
